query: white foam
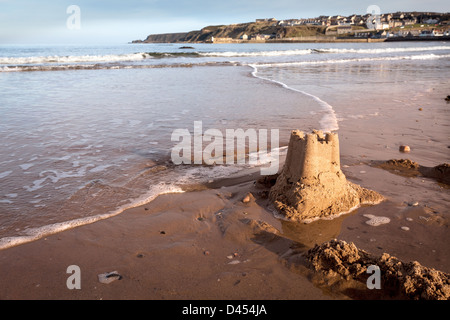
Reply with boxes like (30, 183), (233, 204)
(0, 52), (147, 65)
(0, 183), (185, 251)
(23, 165), (95, 192)
(19, 163), (34, 170)
(0, 171), (12, 179)
(89, 164), (113, 173)
(315, 45), (450, 55)
(255, 53), (450, 68)
(200, 49), (313, 57)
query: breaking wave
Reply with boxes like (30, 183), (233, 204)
(313, 45), (450, 54)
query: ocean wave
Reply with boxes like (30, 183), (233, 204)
(0, 61), (237, 72)
(0, 183), (185, 250)
(0, 53), (148, 65)
(313, 45), (450, 54)
(0, 51), (203, 66)
(254, 53), (450, 67)
(199, 49), (313, 57)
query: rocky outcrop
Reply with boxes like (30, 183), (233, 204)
(269, 130), (383, 222)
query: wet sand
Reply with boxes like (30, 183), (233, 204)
(0, 88), (449, 301)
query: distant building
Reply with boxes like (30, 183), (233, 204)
(336, 26), (352, 34)
(256, 18), (277, 23)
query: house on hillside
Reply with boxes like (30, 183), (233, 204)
(336, 26), (352, 34)
(256, 18), (277, 23)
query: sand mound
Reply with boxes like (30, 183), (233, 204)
(269, 130), (383, 222)
(305, 239), (450, 300)
(374, 159), (450, 185)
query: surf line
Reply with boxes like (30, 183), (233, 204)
(248, 64), (339, 133)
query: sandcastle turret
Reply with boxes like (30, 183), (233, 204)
(269, 130), (383, 222)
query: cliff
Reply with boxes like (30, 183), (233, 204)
(132, 22), (328, 43)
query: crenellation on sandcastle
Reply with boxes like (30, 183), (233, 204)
(283, 130), (340, 182)
(270, 130), (384, 222)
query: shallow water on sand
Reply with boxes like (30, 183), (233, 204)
(0, 42), (449, 249)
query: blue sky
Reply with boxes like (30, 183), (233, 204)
(1, 0), (449, 44)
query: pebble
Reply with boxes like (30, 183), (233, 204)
(418, 108), (423, 111)
(408, 201), (419, 207)
(399, 145), (410, 153)
(98, 271), (122, 284)
(242, 192), (254, 203)
(204, 250), (210, 256)
(228, 260), (240, 265)
(406, 217), (414, 222)
(401, 226), (410, 231)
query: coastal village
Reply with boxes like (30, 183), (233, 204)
(214, 12), (450, 43)
(134, 11), (450, 43)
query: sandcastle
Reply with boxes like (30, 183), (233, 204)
(269, 130), (383, 222)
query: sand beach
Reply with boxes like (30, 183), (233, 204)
(0, 42), (449, 304)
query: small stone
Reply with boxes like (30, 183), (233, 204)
(242, 193), (254, 203)
(227, 255), (233, 259)
(98, 271), (122, 284)
(136, 253), (144, 258)
(204, 250), (210, 256)
(160, 230), (166, 235)
(401, 226), (410, 231)
(406, 217), (414, 221)
(399, 145), (410, 153)
(418, 108), (423, 111)
(408, 201), (419, 207)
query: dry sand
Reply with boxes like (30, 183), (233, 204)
(0, 88), (449, 301)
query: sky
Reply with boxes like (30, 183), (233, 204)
(0, 0), (449, 44)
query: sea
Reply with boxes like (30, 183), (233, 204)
(1, 41), (449, 249)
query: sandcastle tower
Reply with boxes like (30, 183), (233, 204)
(269, 130), (383, 222)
